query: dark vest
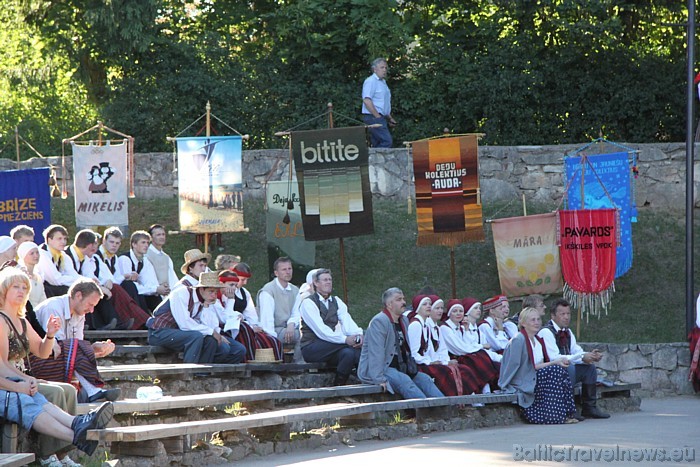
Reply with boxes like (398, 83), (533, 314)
(300, 294), (339, 348)
(120, 253), (144, 273)
(148, 288), (201, 330)
(545, 321), (571, 355)
(96, 249), (116, 274)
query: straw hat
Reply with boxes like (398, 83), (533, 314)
(181, 248), (211, 274)
(194, 271), (226, 288)
(248, 348), (281, 363)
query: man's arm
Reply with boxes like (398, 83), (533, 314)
(335, 298), (362, 336)
(536, 328), (577, 362)
(359, 316), (389, 385)
(363, 98), (382, 118)
(170, 291), (215, 335)
(257, 290), (276, 336)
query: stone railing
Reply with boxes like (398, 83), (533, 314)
(3, 141), (697, 209)
(581, 342), (694, 397)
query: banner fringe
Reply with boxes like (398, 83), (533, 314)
(563, 281), (615, 321)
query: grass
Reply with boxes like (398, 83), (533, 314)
(48, 195), (696, 343)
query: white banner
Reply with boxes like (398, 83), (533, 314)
(72, 141), (129, 227)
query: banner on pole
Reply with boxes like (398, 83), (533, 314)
(565, 152), (636, 278)
(72, 141), (129, 227)
(265, 181), (315, 284)
(177, 136), (244, 233)
(557, 208), (618, 318)
(291, 127), (373, 241)
(492, 213), (563, 297)
(412, 135), (484, 246)
(0, 168), (50, 239)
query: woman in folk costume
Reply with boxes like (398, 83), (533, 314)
(226, 263), (283, 361)
(498, 307), (578, 424)
(407, 295), (461, 396)
(442, 298), (500, 395)
(425, 296), (483, 396)
(0, 267), (114, 462)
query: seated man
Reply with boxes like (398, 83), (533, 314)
(10, 224), (35, 249)
(522, 294), (547, 317)
(31, 278), (121, 403)
(257, 257), (302, 361)
(116, 230), (168, 312)
(146, 224), (178, 295)
(358, 287), (444, 399)
(66, 229), (149, 330)
(537, 298), (610, 419)
(147, 271), (246, 364)
(36, 225), (80, 298)
(300, 269), (363, 385)
(478, 294), (513, 353)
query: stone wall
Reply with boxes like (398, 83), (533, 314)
(581, 342), (694, 397)
(4, 142), (697, 209)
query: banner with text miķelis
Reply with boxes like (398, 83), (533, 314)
(291, 126), (373, 241)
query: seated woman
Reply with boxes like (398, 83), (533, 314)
(0, 267), (114, 459)
(15, 241), (48, 338)
(441, 298), (500, 395)
(407, 295), (463, 397)
(425, 296), (483, 397)
(498, 306), (578, 424)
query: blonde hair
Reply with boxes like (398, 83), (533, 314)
(0, 267), (31, 318)
(518, 307), (540, 330)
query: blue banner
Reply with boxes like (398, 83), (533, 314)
(565, 152), (636, 278)
(0, 167), (51, 240)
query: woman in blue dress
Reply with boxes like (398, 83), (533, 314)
(498, 306), (578, 424)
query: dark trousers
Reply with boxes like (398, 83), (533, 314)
(44, 283), (69, 298)
(148, 328), (217, 363)
(568, 362), (597, 386)
(301, 339), (360, 377)
(88, 297), (119, 329)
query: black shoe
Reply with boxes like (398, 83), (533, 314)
(76, 439), (99, 456)
(116, 318), (135, 330)
(573, 412), (586, 422)
(581, 406), (610, 419)
(98, 318), (117, 331)
(87, 388), (121, 403)
(71, 401), (113, 448)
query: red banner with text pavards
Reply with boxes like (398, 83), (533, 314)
(557, 209), (618, 319)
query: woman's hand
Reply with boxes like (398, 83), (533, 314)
(553, 357), (570, 368)
(45, 314), (61, 338)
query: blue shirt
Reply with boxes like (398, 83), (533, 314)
(362, 73), (391, 116)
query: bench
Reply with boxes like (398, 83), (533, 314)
(0, 454), (34, 467)
(98, 362), (329, 381)
(87, 392), (519, 443)
(76, 384), (383, 415)
(84, 330), (149, 342)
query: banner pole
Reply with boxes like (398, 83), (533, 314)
(522, 194), (527, 216)
(580, 155), (586, 209)
(15, 126), (20, 169)
(339, 237), (348, 303)
(577, 306), (582, 339)
(450, 246), (456, 298)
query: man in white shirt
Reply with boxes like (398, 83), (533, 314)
(32, 279), (121, 403)
(146, 224), (178, 293)
(256, 257), (301, 361)
(361, 57), (396, 148)
(537, 298), (609, 420)
(300, 269), (362, 385)
(37, 224), (80, 298)
(147, 271), (246, 364)
(116, 230), (168, 312)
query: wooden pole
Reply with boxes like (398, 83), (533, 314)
(580, 155), (586, 209)
(327, 101), (349, 302)
(577, 307), (582, 338)
(522, 193), (527, 216)
(15, 126), (20, 169)
(450, 247), (457, 298)
(205, 101), (212, 253)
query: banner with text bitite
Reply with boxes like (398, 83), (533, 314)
(491, 213), (563, 297)
(265, 181), (315, 285)
(565, 152), (636, 279)
(413, 135), (484, 246)
(0, 168), (50, 238)
(291, 127), (373, 241)
(177, 136), (244, 233)
(72, 141), (128, 227)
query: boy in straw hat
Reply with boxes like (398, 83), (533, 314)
(147, 271), (246, 364)
(172, 248), (211, 292)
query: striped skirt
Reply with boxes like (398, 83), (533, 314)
(453, 349), (500, 390)
(28, 338), (104, 388)
(233, 321), (283, 362)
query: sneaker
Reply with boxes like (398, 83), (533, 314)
(60, 456), (82, 467)
(40, 455), (62, 467)
(71, 401), (114, 445)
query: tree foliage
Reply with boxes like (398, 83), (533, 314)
(0, 0), (692, 155)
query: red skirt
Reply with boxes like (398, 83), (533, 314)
(111, 284), (151, 329)
(234, 321), (283, 362)
(454, 349), (500, 389)
(28, 339), (104, 388)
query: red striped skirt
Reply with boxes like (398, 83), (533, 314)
(111, 284), (151, 329)
(28, 339), (104, 388)
(234, 321), (283, 362)
(453, 349), (500, 389)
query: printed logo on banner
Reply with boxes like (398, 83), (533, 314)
(291, 127), (373, 241)
(72, 142), (128, 228)
(176, 136), (245, 233)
